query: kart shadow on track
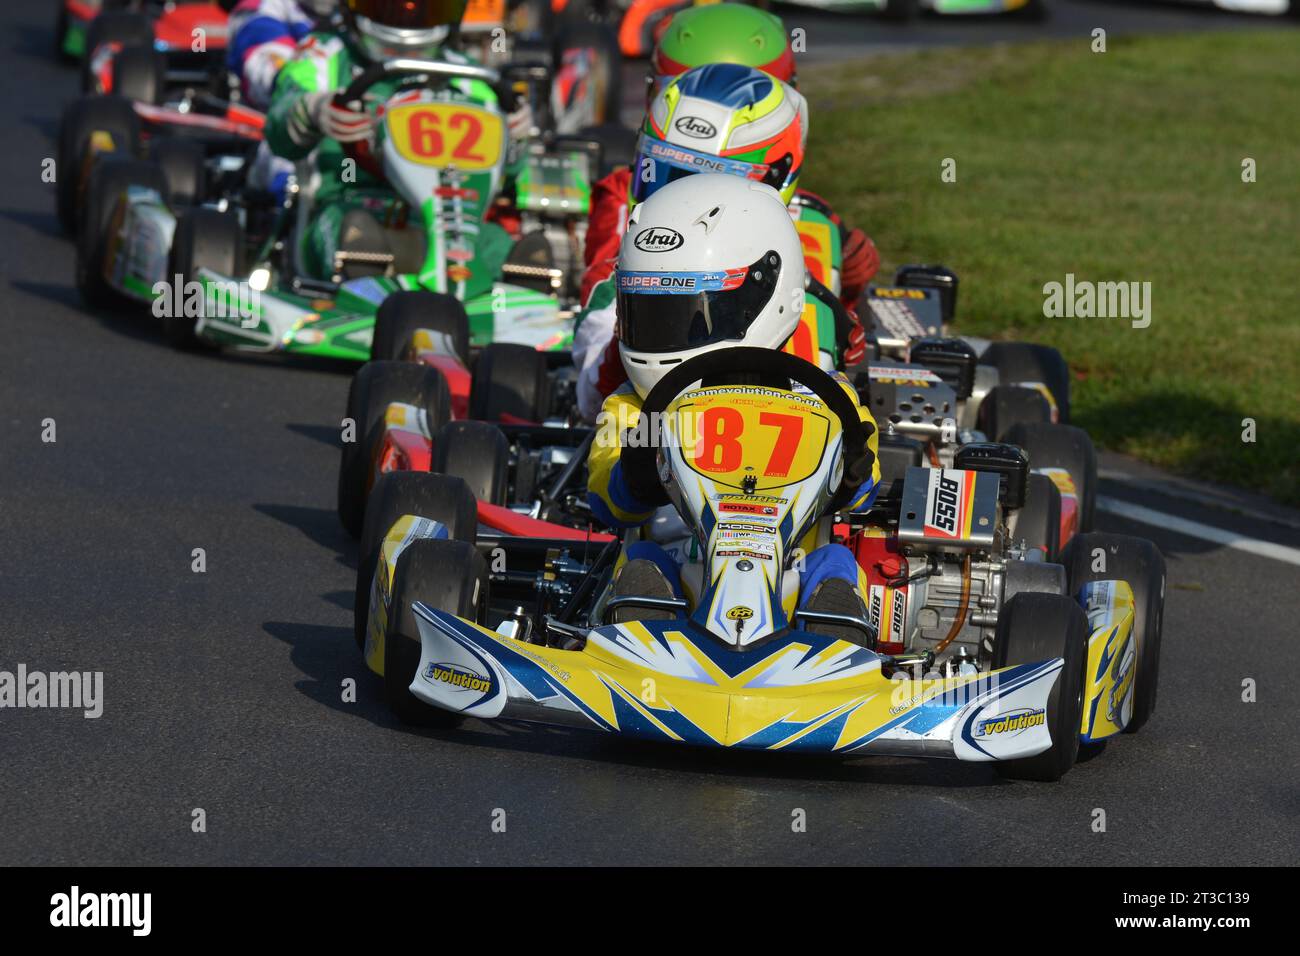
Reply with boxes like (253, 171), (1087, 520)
(284, 423), (346, 451)
(253, 503), (356, 571)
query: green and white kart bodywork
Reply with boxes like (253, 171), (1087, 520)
(94, 58), (592, 360)
(776, 0), (1035, 13)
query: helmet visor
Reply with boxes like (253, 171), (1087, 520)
(629, 134), (770, 206)
(617, 252), (782, 354)
(347, 0), (468, 29)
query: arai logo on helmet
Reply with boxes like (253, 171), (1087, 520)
(633, 227), (685, 253)
(674, 115), (717, 139)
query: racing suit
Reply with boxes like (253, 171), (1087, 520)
(263, 32), (513, 284)
(587, 374), (881, 610)
(228, 0), (319, 203)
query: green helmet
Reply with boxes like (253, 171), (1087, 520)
(650, 3), (796, 100)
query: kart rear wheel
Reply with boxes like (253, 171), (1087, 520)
(81, 12), (154, 93)
(983, 342), (1071, 424)
(167, 207), (244, 349)
(355, 472), (477, 652)
(1003, 422), (1098, 533)
(385, 538), (489, 727)
(370, 290), (470, 364)
(57, 94), (141, 234)
(470, 343), (551, 423)
(976, 384), (1052, 443)
(111, 43), (166, 105)
(338, 360), (452, 538)
(434, 421), (510, 505)
(1061, 532), (1166, 735)
(152, 138), (207, 210)
(1007, 472), (1061, 560)
(75, 156), (165, 310)
(992, 592), (1089, 782)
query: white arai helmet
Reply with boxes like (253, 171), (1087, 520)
(615, 174), (807, 399)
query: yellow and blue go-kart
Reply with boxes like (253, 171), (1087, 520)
(358, 349), (1164, 782)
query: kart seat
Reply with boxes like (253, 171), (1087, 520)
(335, 208), (428, 280)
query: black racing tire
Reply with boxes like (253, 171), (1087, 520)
(992, 593), (1089, 782)
(977, 384), (1052, 443)
(434, 421), (510, 505)
(469, 342), (551, 423)
(878, 0), (919, 22)
(1003, 421), (1098, 533)
(385, 538), (489, 727)
(355, 472), (478, 652)
(166, 207), (244, 349)
(338, 360), (452, 538)
(55, 1), (74, 62)
(1008, 472), (1061, 561)
(151, 137), (207, 209)
(983, 341), (1071, 424)
(75, 156), (165, 310)
(553, 17), (622, 129)
(576, 122), (637, 178)
(57, 94), (141, 235)
(110, 43), (166, 104)
(1061, 532), (1166, 735)
(81, 12), (154, 93)
(369, 290), (470, 364)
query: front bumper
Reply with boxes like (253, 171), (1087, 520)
(410, 607), (1063, 758)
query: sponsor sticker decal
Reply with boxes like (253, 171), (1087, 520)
(421, 662), (492, 695)
(974, 707), (1046, 739)
(632, 227), (685, 253)
(674, 115), (717, 139)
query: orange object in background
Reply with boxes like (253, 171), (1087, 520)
(619, 0), (694, 57)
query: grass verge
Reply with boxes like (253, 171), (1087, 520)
(801, 29), (1300, 505)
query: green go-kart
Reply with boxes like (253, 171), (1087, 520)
(159, 57), (594, 361)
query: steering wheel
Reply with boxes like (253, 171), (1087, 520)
(331, 58), (503, 181)
(623, 347), (875, 514)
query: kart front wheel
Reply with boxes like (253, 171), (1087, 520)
(370, 290), (470, 364)
(57, 94), (140, 235)
(1061, 532), (1166, 735)
(338, 360), (452, 538)
(167, 207), (244, 349)
(385, 538), (489, 726)
(992, 592), (1089, 782)
(434, 421), (510, 505)
(75, 156), (165, 310)
(355, 472), (477, 652)
(470, 343), (551, 423)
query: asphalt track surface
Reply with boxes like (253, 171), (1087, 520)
(1, 2), (1297, 866)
